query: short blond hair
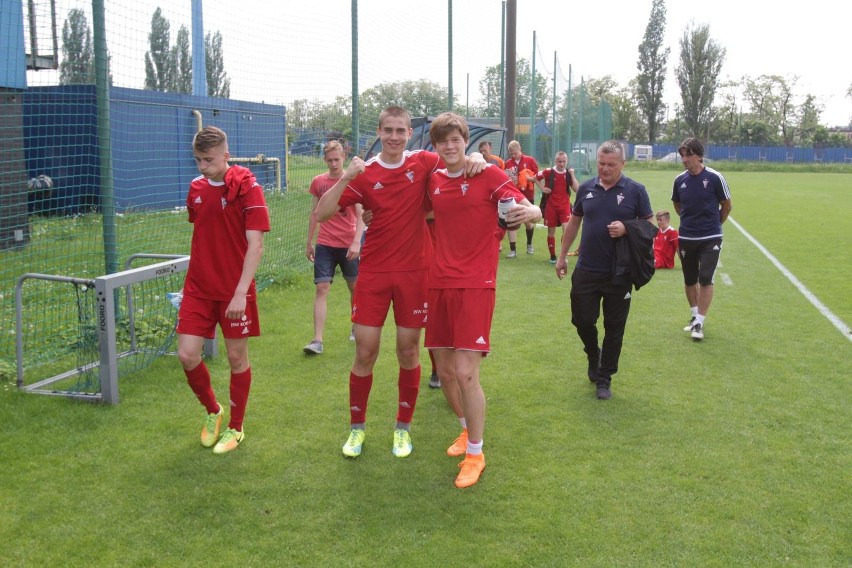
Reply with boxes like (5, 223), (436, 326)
(323, 140), (345, 157)
(508, 140), (521, 153)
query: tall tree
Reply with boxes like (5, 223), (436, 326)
(172, 25), (192, 94)
(478, 58), (550, 119)
(144, 8), (174, 91)
(796, 94), (822, 146)
(675, 22), (725, 138)
(635, 0), (670, 144)
(59, 9), (94, 85)
(359, 79), (453, 129)
(205, 31), (231, 98)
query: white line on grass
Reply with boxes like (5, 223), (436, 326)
(720, 273), (733, 286)
(729, 217), (852, 343)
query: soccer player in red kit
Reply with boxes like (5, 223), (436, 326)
(534, 151), (580, 264)
(653, 210), (679, 269)
(503, 140), (539, 257)
(313, 106), (485, 459)
(426, 112), (540, 488)
(178, 126), (270, 454)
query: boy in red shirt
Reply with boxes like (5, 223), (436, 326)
(653, 210), (679, 269)
(427, 112), (540, 488)
(533, 151), (580, 264)
(304, 141), (365, 354)
(503, 140), (539, 257)
(313, 106), (485, 460)
(178, 126), (270, 454)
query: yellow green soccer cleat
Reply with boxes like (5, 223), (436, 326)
(212, 428), (244, 454)
(342, 428), (366, 458)
(392, 429), (413, 458)
(200, 405), (223, 448)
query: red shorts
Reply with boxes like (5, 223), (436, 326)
(177, 294), (261, 339)
(352, 269), (428, 328)
(522, 188), (535, 203)
(543, 201), (571, 227)
(425, 288), (495, 352)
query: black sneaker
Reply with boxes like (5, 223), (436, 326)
(428, 372), (441, 389)
(596, 385), (612, 400)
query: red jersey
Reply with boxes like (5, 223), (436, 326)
(654, 225), (679, 269)
(536, 168), (573, 209)
(310, 172), (358, 248)
(427, 165), (525, 289)
(504, 154), (539, 189)
(337, 150), (440, 272)
(183, 166), (271, 301)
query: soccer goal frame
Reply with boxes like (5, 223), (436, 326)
(15, 255), (216, 404)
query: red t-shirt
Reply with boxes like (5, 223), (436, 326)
(183, 166), (271, 300)
(654, 226), (679, 269)
(504, 154), (539, 189)
(536, 168), (573, 209)
(310, 172), (358, 248)
(337, 150), (440, 272)
(427, 165), (525, 289)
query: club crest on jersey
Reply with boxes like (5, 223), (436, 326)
(617, 193), (625, 205)
(703, 179), (709, 188)
(461, 182), (469, 196)
(221, 197), (227, 209)
(405, 170), (415, 183)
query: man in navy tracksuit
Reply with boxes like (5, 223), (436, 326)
(554, 141), (654, 400)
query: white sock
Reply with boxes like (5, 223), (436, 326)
(691, 306), (699, 317)
(467, 439), (483, 455)
(695, 314), (705, 326)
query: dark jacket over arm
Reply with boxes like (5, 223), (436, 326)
(614, 219), (658, 290)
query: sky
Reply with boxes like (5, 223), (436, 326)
(25, 0), (852, 128)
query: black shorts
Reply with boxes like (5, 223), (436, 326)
(678, 237), (722, 286)
(313, 243), (359, 284)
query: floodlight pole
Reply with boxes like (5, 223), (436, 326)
(191, 0), (207, 96)
(448, 0), (453, 112)
(351, 0), (360, 156)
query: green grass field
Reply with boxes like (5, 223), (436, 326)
(1, 169), (850, 567)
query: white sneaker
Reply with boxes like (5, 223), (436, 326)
(683, 316), (697, 332)
(303, 340), (323, 354)
(690, 323), (704, 340)
(527, 244), (534, 254)
(506, 250), (517, 258)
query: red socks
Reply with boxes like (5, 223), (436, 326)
(228, 368), (252, 431)
(396, 366), (421, 424)
(547, 236), (556, 258)
(184, 362), (218, 415)
(349, 372), (374, 424)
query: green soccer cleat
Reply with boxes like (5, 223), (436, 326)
(392, 429), (413, 458)
(342, 428), (366, 458)
(200, 405), (223, 448)
(212, 428), (244, 454)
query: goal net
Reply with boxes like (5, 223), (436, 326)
(15, 255), (214, 403)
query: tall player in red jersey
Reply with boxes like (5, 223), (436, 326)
(314, 106), (485, 460)
(427, 113), (540, 488)
(178, 126), (270, 454)
(534, 151), (580, 264)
